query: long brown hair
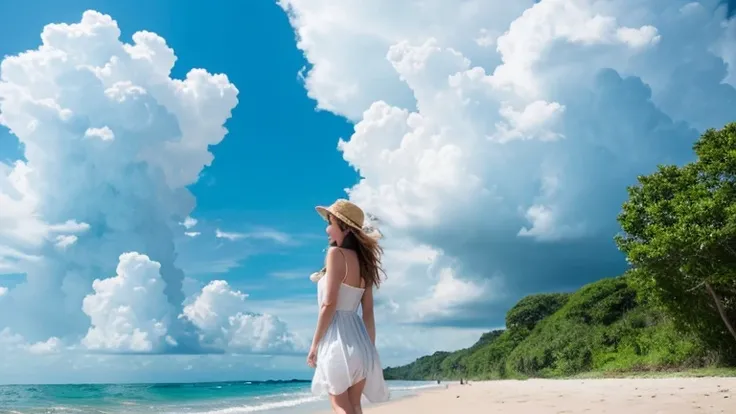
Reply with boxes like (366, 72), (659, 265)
(329, 214), (386, 288)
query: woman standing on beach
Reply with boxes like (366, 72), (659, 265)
(307, 199), (390, 414)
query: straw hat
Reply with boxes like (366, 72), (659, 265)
(310, 199), (383, 283)
(315, 199), (365, 232)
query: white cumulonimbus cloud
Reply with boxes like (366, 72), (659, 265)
(0, 11), (297, 354)
(280, 0), (736, 327)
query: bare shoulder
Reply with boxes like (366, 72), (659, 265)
(325, 247), (347, 268)
(325, 246), (343, 259)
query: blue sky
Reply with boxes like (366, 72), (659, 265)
(0, 0), (363, 382)
(0, 0), (355, 299)
(0, 0), (735, 384)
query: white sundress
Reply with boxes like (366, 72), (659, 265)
(310, 267), (390, 403)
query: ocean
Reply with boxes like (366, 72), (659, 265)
(0, 380), (444, 413)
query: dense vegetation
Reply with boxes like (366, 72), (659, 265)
(384, 277), (709, 380)
(384, 123), (736, 381)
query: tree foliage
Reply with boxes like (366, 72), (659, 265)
(616, 123), (736, 360)
(506, 293), (570, 331)
(384, 277), (708, 380)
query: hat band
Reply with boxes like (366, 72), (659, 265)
(330, 209), (362, 230)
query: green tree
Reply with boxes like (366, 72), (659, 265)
(616, 123), (736, 359)
(506, 293), (570, 331)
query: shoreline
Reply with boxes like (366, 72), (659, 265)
(360, 377), (736, 413)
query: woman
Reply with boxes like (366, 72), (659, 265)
(308, 199), (390, 414)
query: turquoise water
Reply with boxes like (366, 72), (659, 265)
(0, 380), (443, 413)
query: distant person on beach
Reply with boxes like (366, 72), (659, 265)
(307, 199), (389, 414)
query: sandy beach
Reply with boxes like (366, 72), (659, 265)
(364, 377), (735, 413)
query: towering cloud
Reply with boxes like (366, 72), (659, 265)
(0, 11), (296, 354)
(280, 0), (736, 327)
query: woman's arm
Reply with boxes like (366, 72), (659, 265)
(361, 283), (376, 345)
(310, 247), (345, 350)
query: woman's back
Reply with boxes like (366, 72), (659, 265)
(337, 247), (364, 290)
(315, 247), (365, 312)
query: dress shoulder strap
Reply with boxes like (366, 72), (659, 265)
(335, 247), (349, 283)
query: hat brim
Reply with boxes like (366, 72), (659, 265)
(315, 206), (330, 222)
(315, 205), (362, 232)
